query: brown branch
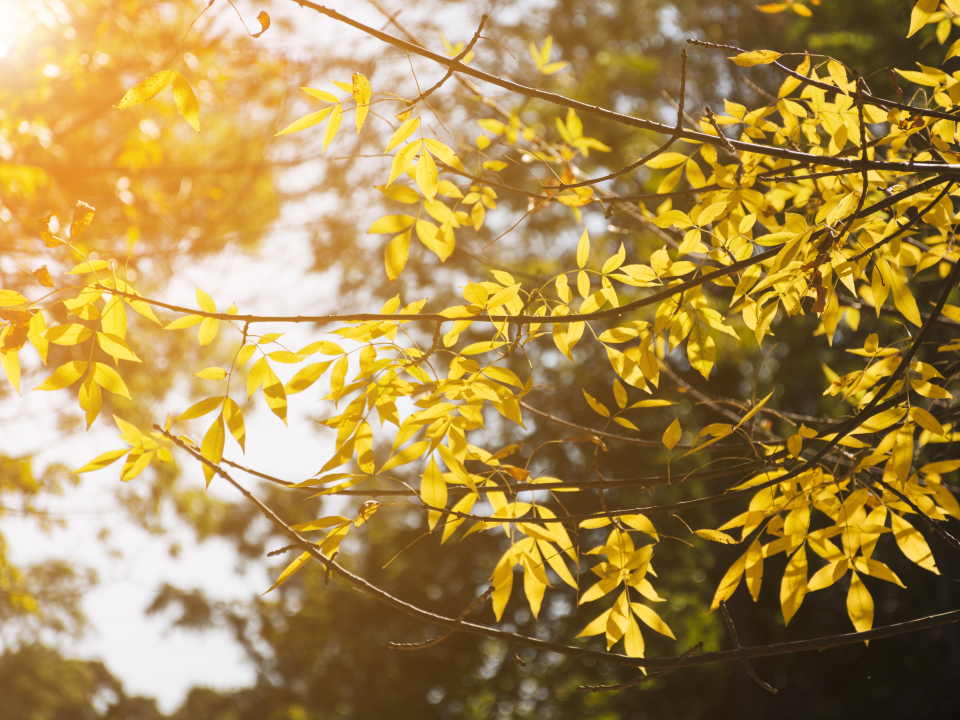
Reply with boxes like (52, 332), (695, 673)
(288, 1), (960, 175)
(558, 49), (689, 190)
(519, 401), (734, 451)
(578, 642), (703, 692)
(720, 601), (777, 694)
(224, 455), (761, 497)
(847, 181), (955, 265)
(871, 474), (960, 554)
(388, 586), (493, 650)
(405, 15), (487, 106)
(159, 425), (960, 670)
(703, 107), (737, 155)
(94, 171), (951, 327)
(687, 39), (960, 124)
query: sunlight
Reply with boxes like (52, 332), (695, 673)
(0, 0), (36, 56)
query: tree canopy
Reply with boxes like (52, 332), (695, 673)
(3, 0), (960, 716)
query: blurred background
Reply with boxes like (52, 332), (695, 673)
(2, 0), (959, 718)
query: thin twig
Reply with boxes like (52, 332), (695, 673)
(388, 586), (493, 649)
(290, 2), (960, 174)
(578, 642), (703, 692)
(405, 15), (487, 106)
(703, 107), (737, 155)
(872, 475), (960, 554)
(557, 49), (688, 190)
(720, 601), (778, 694)
(155, 426), (960, 670)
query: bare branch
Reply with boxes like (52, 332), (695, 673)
(720, 601), (777, 694)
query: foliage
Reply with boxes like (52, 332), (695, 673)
(4, 0), (960, 707)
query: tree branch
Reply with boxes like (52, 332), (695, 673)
(158, 425), (960, 671)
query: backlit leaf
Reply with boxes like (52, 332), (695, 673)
(115, 70), (174, 109)
(172, 71), (200, 132)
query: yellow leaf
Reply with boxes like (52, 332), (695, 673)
(115, 70), (174, 109)
(200, 413), (225, 485)
(0, 290), (28, 306)
(652, 209), (691, 229)
(77, 370), (99, 430)
(172, 71), (200, 132)
(284, 361), (332, 395)
(194, 367), (228, 381)
(746, 538), (763, 601)
(120, 448), (154, 482)
(178, 396), (224, 420)
(45, 324), (92, 346)
(388, 140), (421, 185)
(687, 324), (715, 380)
(352, 73), (371, 133)
(891, 513), (939, 574)
(263, 550), (312, 594)
(290, 516), (351, 532)
(262, 364), (287, 424)
(576, 608), (612, 638)
(853, 557), (905, 588)
(101, 296), (126, 339)
(612, 379), (628, 409)
(826, 60), (848, 95)
(35, 360), (87, 391)
(909, 407), (944, 436)
(645, 152), (689, 169)
(386, 117), (420, 152)
(165, 315), (204, 330)
(696, 201), (727, 227)
(198, 317), (219, 346)
(787, 434), (803, 458)
(92, 362), (130, 398)
(376, 185), (420, 204)
(808, 559), (849, 592)
(423, 138), (465, 171)
(846, 572), (874, 635)
(582, 389), (610, 418)
(908, 0), (939, 38)
(252, 10), (270, 37)
(223, 398), (246, 452)
(662, 418), (682, 451)
(623, 613), (645, 658)
(620, 514), (658, 541)
(302, 87), (339, 103)
(695, 529), (738, 544)
(491, 554), (515, 621)
(631, 603), (676, 639)
(711, 553), (746, 611)
(323, 103), (343, 151)
(67, 260), (111, 274)
(422, 458), (448, 530)
(74, 448), (128, 474)
(1, 348), (20, 393)
(96, 332), (141, 362)
(735, 390), (774, 430)
(368, 215), (416, 234)
(275, 106), (334, 136)
(730, 50), (782, 67)
(114, 415), (144, 446)
(416, 148), (439, 203)
(780, 544), (808, 626)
